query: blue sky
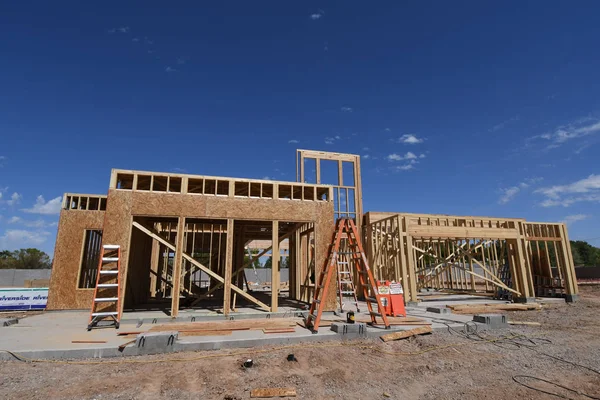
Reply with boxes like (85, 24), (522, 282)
(1, 1), (599, 256)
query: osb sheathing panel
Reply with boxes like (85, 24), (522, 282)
(46, 210), (105, 310)
(101, 190), (336, 312)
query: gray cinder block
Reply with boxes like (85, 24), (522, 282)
(473, 314), (508, 329)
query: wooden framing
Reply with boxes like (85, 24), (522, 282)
(296, 149), (362, 227)
(365, 212), (579, 303)
(49, 166), (336, 315)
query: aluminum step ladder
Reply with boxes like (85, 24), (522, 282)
(305, 218), (390, 333)
(336, 239), (360, 312)
(87, 244), (121, 330)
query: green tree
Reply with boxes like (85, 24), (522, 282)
(570, 241), (600, 266)
(0, 248), (52, 269)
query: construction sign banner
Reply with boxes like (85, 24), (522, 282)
(0, 288), (48, 311)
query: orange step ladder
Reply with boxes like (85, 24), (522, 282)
(304, 218), (390, 333)
(87, 244), (121, 330)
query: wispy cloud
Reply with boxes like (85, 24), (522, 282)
(0, 155), (6, 167)
(561, 214), (590, 225)
(0, 229), (51, 250)
(396, 134), (424, 144)
(535, 174), (600, 207)
(387, 152), (424, 171)
(489, 115), (520, 132)
(177, 57), (189, 65)
(340, 106), (353, 112)
(165, 66), (178, 73)
(497, 177), (543, 204)
(108, 26), (130, 34)
(6, 192), (21, 206)
(498, 187), (521, 204)
(387, 152), (417, 161)
(325, 135), (341, 145)
(171, 167), (188, 173)
(22, 195), (63, 215)
(8, 217), (54, 228)
(529, 118), (600, 149)
(310, 10), (324, 20)
(288, 139), (300, 144)
(363, 154), (370, 159)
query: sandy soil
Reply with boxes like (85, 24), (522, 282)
(1, 286), (599, 400)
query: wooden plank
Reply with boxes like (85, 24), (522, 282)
(508, 321), (541, 326)
(250, 388), (297, 398)
(408, 225), (518, 239)
(380, 326), (432, 342)
(262, 328), (296, 334)
(71, 340), (108, 344)
(272, 220), (279, 312)
(223, 219), (234, 316)
(171, 217), (185, 317)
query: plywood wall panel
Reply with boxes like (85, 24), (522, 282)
(47, 210), (105, 310)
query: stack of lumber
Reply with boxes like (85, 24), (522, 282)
(446, 303), (542, 314)
(117, 318), (298, 338)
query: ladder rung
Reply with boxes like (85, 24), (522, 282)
(102, 257), (119, 262)
(100, 270), (118, 275)
(308, 313), (317, 320)
(97, 283), (118, 288)
(339, 271), (351, 274)
(337, 261), (349, 265)
(92, 311), (118, 316)
(95, 297), (118, 302)
(340, 280), (353, 284)
(340, 291), (355, 295)
(103, 245), (120, 249)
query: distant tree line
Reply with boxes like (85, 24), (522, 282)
(0, 248), (52, 269)
(571, 240), (600, 267)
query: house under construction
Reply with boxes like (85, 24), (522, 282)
(46, 149), (579, 322)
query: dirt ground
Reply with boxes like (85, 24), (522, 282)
(1, 286), (600, 400)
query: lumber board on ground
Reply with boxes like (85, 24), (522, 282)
(71, 340), (108, 344)
(148, 318), (298, 333)
(446, 303), (541, 314)
(262, 328), (296, 334)
(250, 388), (297, 398)
(380, 326), (432, 342)
(507, 321), (541, 326)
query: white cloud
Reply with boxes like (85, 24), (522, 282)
(387, 152), (417, 161)
(419, 153), (426, 159)
(497, 177), (542, 204)
(0, 155), (5, 167)
(498, 186), (520, 205)
(341, 107), (353, 112)
(362, 147), (370, 151)
(489, 116), (520, 132)
(531, 118), (600, 148)
(8, 216), (21, 224)
(176, 57), (188, 65)
(384, 128), (391, 132)
(288, 139), (299, 144)
(396, 164), (414, 171)
(363, 154), (370, 159)
(132, 37), (139, 42)
(0, 229), (51, 250)
(262, 176), (271, 180)
(536, 174), (600, 207)
(22, 196), (63, 215)
(165, 66), (177, 73)
(561, 214), (590, 225)
(396, 134), (424, 144)
(310, 11), (324, 20)
(108, 26), (129, 34)
(6, 192), (21, 206)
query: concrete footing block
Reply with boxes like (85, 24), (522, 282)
(406, 301), (419, 307)
(514, 297), (537, 303)
(473, 314), (508, 329)
(0, 318), (18, 327)
(330, 322), (367, 338)
(565, 294), (580, 303)
(426, 306), (451, 314)
(135, 331), (178, 355)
